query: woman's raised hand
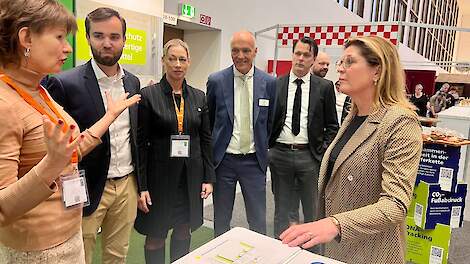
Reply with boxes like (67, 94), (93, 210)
(42, 116), (83, 171)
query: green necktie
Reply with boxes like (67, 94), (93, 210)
(239, 75), (251, 154)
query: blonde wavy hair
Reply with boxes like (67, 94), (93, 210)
(344, 36), (415, 112)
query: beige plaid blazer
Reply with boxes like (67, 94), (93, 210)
(318, 105), (422, 264)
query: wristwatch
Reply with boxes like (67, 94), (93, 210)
(329, 216), (342, 242)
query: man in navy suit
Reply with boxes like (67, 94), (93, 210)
(47, 8), (139, 264)
(207, 31), (276, 236)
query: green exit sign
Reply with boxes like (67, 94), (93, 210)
(180, 4), (195, 18)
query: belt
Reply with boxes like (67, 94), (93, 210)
(275, 142), (309, 150)
(226, 152), (256, 158)
(107, 172), (132, 181)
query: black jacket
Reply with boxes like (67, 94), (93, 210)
(134, 76), (215, 235)
(46, 60), (140, 216)
(269, 74), (339, 161)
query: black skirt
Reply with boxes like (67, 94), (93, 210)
(134, 166), (190, 238)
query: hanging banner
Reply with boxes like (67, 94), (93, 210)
(277, 24), (399, 47)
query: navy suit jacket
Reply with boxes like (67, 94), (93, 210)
(207, 66), (276, 172)
(46, 60), (140, 216)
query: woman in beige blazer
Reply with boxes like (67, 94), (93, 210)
(281, 36), (423, 264)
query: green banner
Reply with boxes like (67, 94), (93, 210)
(58, 0), (75, 70)
(76, 19), (146, 65)
(406, 216), (451, 264)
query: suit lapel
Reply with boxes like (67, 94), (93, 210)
(325, 107), (388, 190)
(122, 72), (138, 132)
(307, 75), (319, 130)
(222, 67), (234, 124)
(253, 67), (266, 125)
(278, 75), (289, 124)
(83, 61), (106, 118)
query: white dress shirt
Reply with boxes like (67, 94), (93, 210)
(91, 59), (134, 179)
(276, 71), (310, 145)
(226, 66), (256, 154)
(335, 88), (348, 122)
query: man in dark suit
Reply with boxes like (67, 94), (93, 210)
(269, 37), (338, 240)
(207, 31), (276, 236)
(47, 8), (139, 264)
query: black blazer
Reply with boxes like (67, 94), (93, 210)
(46, 60), (140, 216)
(134, 76), (215, 234)
(269, 74), (339, 162)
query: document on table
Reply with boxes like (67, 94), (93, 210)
(196, 238), (301, 264)
(175, 227), (345, 264)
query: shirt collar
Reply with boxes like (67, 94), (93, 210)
(233, 65), (254, 78)
(289, 71), (310, 85)
(91, 59), (125, 81)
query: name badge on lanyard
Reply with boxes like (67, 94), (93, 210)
(170, 92), (190, 158)
(0, 72), (89, 209)
(61, 169), (90, 208)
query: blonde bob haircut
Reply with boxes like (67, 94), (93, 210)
(344, 36), (415, 112)
(162, 39), (190, 60)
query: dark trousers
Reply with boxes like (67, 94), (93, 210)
(269, 146), (319, 238)
(213, 153), (266, 236)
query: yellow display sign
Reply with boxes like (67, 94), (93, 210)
(76, 19), (146, 65)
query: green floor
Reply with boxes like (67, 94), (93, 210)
(92, 227), (214, 264)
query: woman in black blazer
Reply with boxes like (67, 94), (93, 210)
(135, 39), (215, 264)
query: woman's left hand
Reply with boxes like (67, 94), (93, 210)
(105, 91), (141, 118)
(200, 183), (213, 199)
(279, 218), (340, 249)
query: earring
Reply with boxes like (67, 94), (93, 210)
(24, 48), (31, 57)
(373, 79), (378, 86)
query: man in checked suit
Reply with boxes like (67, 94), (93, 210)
(207, 30), (276, 236)
(269, 36), (338, 240)
(47, 8), (139, 264)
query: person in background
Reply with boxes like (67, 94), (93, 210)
(410, 83), (428, 117)
(288, 50), (335, 227)
(447, 86), (459, 108)
(269, 37), (338, 242)
(311, 51), (331, 78)
(207, 30), (276, 237)
(134, 39), (215, 264)
(47, 7), (140, 264)
(280, 36), (422, 264)
(0, 1), (139, 263)
(428, 85), (447, 118)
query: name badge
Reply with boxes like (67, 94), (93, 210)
(259, 98), (269, 107)
(61, 170), (89, 209)
(170, 134), (190, 157)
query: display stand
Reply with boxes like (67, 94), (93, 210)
(406, 138), (469, 264)
(174, 227), (345, 264)
(437, 106), (470, 221)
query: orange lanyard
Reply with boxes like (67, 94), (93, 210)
(0, 73), (78, 165)
(172, 92), (185, 134)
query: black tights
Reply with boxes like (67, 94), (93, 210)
(144, 224), (191, 264)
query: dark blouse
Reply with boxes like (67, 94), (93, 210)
(410, 94), (428, 117)
(326, 115), (368, 183)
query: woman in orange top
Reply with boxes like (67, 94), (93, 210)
(0, 0), (140, 263)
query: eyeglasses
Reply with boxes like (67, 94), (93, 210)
(335, 56), (356, 69)
(167, 56), (188, 65)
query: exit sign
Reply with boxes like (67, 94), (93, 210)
(180, 4), (195, 18)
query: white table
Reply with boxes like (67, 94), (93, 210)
(437, 106), (470, 221)
(174, 227), (345, 264)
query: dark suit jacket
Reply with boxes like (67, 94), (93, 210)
(269, 74), (339, 162)
(134, 76), (215, 235)
(206, 66), (277, 172)
(46, 60), (140, 216)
